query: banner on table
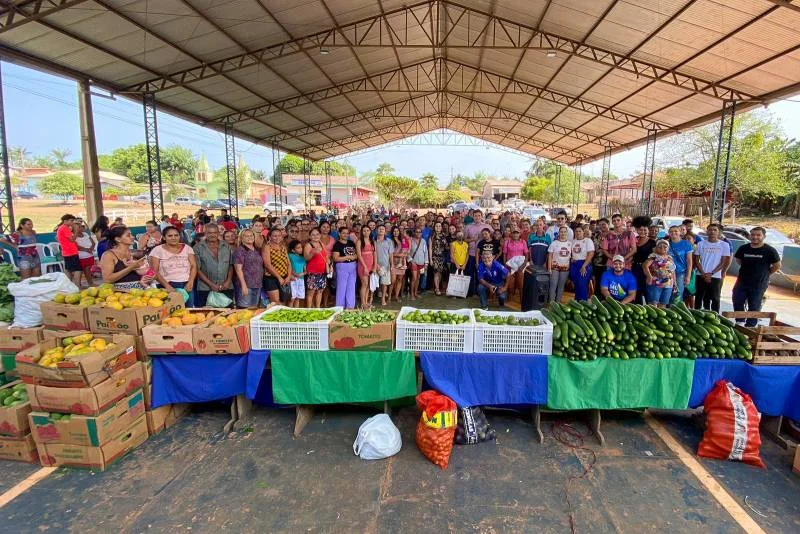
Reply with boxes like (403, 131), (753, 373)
(271, 350), (416, 405)
(547, 357), (695, 411)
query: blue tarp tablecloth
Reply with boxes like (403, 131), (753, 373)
(689, 359), (800, 420)
(246, 350), (279, 406)
(151, 354), (249, 408)
(420, 352), (548, 407)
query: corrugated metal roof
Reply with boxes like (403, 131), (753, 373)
(0, 0), (798, 164)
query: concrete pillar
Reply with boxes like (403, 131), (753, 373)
(78, 80), (102, 225)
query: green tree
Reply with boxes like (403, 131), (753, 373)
(39, 171), (84, 203)
(419, 172), (438, 189)
(446, 170), (488, 193)
(251, 169), (269, 182)
(656, 110), (790, 211)
(214, 164), (251, 201)
(160, 145), (197, 184)
(408, 187), (440, 208)
(50, 148), (72, 168)
(9, 146), (30, 169)
(785, 140), (800, 216)
(521, 159), (583, 205)
(108, 144), (197, 184)
(374, 175), (417, 208)
(97, 154), (114, 171)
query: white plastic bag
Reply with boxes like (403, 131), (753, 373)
(369, 272), (380, 292)
(8, 272), (79, 328)
(353, 414), (402, 460)
(506, 256), (526, 275)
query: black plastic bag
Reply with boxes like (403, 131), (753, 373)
(454, 406), (496, 445)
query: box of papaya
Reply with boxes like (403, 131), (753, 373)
(193, 309), (258, 355)
(36, 415), (148, 470)
(0, 381), (31, 437)
(15, 333), (137, 387)
(86, 286), (185, 336)
(0, 326), (44, 353)
(0, 433), (38, 463)
(25, 362), (145, 416)
(141, 308), (223, 355)
(29, 390), (145, 446)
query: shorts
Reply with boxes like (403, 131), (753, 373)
(409, 262), (426, 272)
(646, 285), (673, 306)
(79, 257), (95, 269)
(306, 273), (327, 291)
(264, 276), (280, 292)
(290, 278), (306, 299)
(63, 254), (81, 273)
(237, 287), (261, 308)
(18, 255), (40, 270)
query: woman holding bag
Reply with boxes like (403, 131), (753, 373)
(303, 227), (329, 308)
(375, 225), (394, 306)
(356, 225), (376, 309)
(407, 228), (428, 301)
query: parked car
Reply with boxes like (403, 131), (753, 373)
(201, 200), (230, 210)
(263, 201), (298, 214)
(133, 194), (152, 204)
(652, 216), (689, 238)
(548, 206), (573, 217)
(174, 197), (193, 206)
(447, 201), (479, 214)
(522, 206), (550, 223)
(13, 191), (38, 199)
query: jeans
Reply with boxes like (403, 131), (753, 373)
(646, 285), (673, 306)
(695, 276), (723, 312)
(549, 269), (570, 303)
(632, 264), (647, 305)
(592, 264), (606, 298)
(465, 256), (477, 297)
(732, 282), (767, 327)
(237, 287), (262, 308)
(477, 283), (507, 309)
(671, 272), (687, 305)
(335, 261), (357, 309)
(569, 261), (592, 301)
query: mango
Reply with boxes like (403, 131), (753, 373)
(53, 293), (67, 303)
(108, 301), (124, 311)
(148, 298), (164, 307)
(64, 293), (82, 305)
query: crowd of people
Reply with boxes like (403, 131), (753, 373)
(0, 206), (784, 325)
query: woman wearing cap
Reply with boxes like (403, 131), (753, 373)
(643, 239), (677, 308)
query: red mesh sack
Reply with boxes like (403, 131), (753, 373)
(697, 380), (765, 468)
(415, 391), (457, 469)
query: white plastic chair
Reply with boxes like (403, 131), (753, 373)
(36, 243), (65, 273)
(1, 249), (19, 273)
(47, 242), (62, 259)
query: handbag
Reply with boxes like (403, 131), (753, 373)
(369, 272), (380, 292)
(278, 283), (292, 303)
(446, 269), (470, 298)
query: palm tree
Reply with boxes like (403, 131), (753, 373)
(9, 146), (30, 169)
(50, 148), (72, 168)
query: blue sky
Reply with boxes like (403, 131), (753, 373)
(4, 61), (800, 184)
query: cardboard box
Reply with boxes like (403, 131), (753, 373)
(141, 308), (221, 355)
(29, 390), (145, 446)
(146, 403), (190, 435)
(25, 362), (145, 416)
(36, 415), (148, 470)
(87, 291), (185, 335)
(0, 433), (38, 463)
(144, 383), (152, 409)
(193, 309), (254, 354)
(15, 334), (138, 387)
(0, 382), (31, 437)
(0, 326), (44, 353)
(328, 313), (397, 351)
(40, 302), (91, 331)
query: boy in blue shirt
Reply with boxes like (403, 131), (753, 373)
(600, 255), (637, 303)
(667, 225), (693, 303)
(476, 250), (509, 309)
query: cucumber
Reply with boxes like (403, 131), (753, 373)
(600, 320), (614, 342)
(567, 320), (584, 339)
(561, 321), (570, 349)
(594, 297), (610, 318)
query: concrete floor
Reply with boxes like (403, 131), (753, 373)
(2, 405), (798, 533)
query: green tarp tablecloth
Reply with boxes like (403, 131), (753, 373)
(547, 357), (696, 410)
(271, 350), (417, 405)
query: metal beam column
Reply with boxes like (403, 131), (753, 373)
(142, 92), (163, 221)
(573, 162), (582, 216)
(639, 130), (657, 215)
(302, 157), (310, 213)
(78, 80), (102, 225)
(324, 161), (331, 215)
(0, 63), (13, 233)
(710, 101), (737, 223)
(599, 147), (612, 218)
(224, 123), (239, 218)
(553, 164), (562, 205)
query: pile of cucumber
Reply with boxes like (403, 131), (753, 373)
(542, 296), (752, 361)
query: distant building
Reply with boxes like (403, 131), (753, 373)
(16, 168), (131, 195)
(279, 174), (378, 206)
(195, 153), (253, 201)
(482, 179), (523, 202)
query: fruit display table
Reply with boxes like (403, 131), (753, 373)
(269, 349), (417, 436)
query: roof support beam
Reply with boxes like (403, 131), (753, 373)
(0, 0), (87, 33)
(265, 92), (620, 150)
(124, 0), (751, 101)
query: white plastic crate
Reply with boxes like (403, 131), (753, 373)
(472, 310), (553, 355)
(395, 307), (474, 353)
(250, 306), (343, 351)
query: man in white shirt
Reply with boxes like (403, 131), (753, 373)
(693, 223), (731, 312)
(546, 211), (574, 241)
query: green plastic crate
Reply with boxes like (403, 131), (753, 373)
(0, 353), (15, 373)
